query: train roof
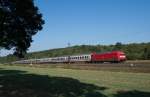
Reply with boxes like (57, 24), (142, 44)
(92, 50), (125, 54)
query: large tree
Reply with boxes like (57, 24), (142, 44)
(0, 0), (44, 58)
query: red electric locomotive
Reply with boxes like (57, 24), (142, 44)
(91, 51), (126, 63)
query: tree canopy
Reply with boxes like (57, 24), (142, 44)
(0, 0), (44, 58)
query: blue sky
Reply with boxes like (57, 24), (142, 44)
(28, 0), (150, 52)
(1, 0), (150, 56)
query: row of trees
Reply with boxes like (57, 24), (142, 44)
(0, 42), (150, 63)
(24, 42), (150, 60)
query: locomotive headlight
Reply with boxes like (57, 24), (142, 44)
(120, 55), (125, 58)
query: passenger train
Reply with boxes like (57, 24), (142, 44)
(12, 51), (126, 64)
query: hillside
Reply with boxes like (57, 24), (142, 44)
(0, 42), (150, 63)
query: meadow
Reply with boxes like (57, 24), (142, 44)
(0, 64), (150, 97)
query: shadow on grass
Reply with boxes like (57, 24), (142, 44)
(113, 90), (150, 97)
(1, 69), (150, 97)
(0, 69), (107, 97)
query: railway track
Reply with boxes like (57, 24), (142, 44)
(11, 60), (150, 73)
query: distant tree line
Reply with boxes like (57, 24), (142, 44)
(0, 42), (150, 63)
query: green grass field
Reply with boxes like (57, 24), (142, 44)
(0, 64), (150, 97)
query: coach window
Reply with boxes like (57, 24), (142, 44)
(82, 56), (84, 59)
(85, 56), (87, 59)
